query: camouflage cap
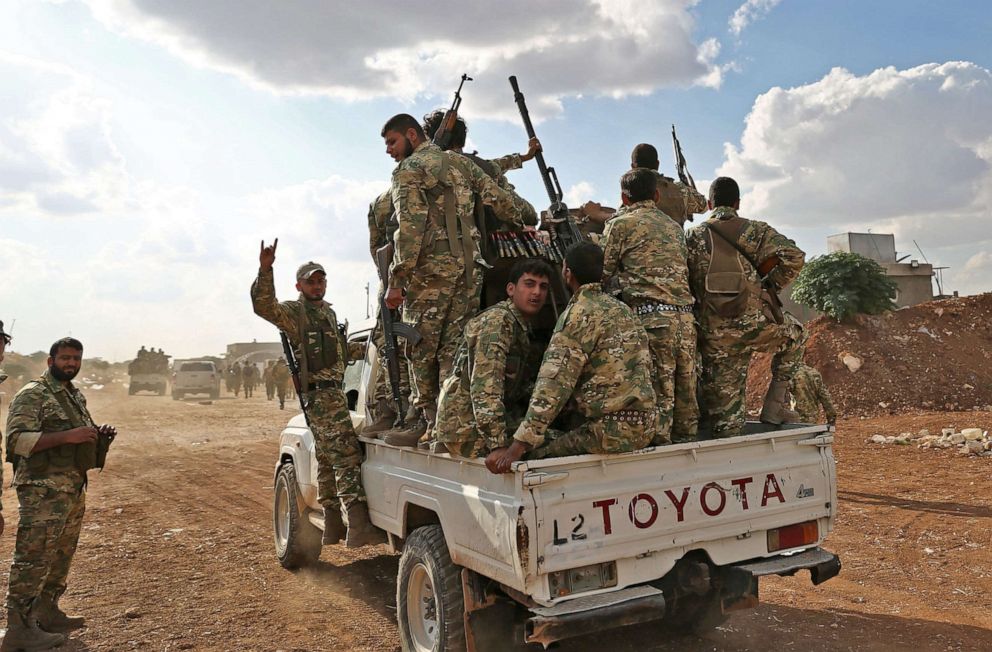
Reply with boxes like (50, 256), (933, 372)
(296, 262), (326, 280)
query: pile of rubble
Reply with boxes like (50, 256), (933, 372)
(867, 427), (992, 456)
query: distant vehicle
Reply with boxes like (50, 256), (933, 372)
(127, 371), (167, 396)
(172, 360), (220, 400)
(272, 330), (841, 650)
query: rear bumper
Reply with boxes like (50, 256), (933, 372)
(735, 546), (841, 585)
(524, 585), (666, 647)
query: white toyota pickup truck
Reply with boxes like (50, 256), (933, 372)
(272, 329), (840, 651)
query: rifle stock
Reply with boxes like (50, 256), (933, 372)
(280, 331), (311, 428)
(375, 243), (422, 426)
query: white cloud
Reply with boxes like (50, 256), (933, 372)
(729, 0), (783, 36)
(718, 61), (992, 297)
(82, 0), (723, 120)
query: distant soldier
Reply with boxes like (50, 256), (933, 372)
(380, 113), (524, 445)
(487, 243), (657, 473)
(790, 363), (837, 425)
(630, 143), (706, 227)
(434, 259), (552, 457)
(228, 361), (243, 397)
(601, 168), (697, 444)
(252, 239), (381, 547)
(242, 363), (258, 399)
(686, 177), (806, 438)
(272, 358), (291, 410)
(3, 337), (117, 650)
(263, 360), (276, 401)
(363, 189), (413, 435)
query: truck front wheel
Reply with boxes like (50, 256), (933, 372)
(273, 462), (321, 569)
(397, 524), (465, 652)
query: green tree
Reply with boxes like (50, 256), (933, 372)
(792, 252), (897, 321)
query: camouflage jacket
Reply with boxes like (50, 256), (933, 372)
(653, 171), (706, 221)
(368, 189), (396, 260)
(686, 206), (805, 330)
(251, 268), (363, 386)
(389, 142), (524, 290)
(473, 152), (538, 227)
(436, 300), (537, 451)
(5, 369), (90, 493)
(601, 199), (693, 327)
(790, 364), (837, 423)
(513, 284), (656, 448)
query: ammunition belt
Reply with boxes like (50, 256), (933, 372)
(488, 231), (564, 262)
(634, 302), (693, 316)
(601, 409), (652, 424)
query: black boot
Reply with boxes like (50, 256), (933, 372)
(344, 502), (386, 548)
(322, 503), (346, 545)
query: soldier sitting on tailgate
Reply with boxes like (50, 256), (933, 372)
(486, 243), (658, 473)
(433, 259), (553, 457)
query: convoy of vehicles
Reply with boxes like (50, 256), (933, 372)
(171, 359), (221, 400)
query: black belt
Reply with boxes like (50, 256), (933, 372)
(634, 302), (693, 316)
(306, 379), (339, 392)
(601, 409), (652, 424)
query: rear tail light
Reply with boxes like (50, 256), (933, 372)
(548, 561), (617, 598)
(767, 520), (818, 552)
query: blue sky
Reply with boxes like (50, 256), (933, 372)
(1, 0), (990, 361)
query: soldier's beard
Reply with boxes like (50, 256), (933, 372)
(50, 364), (79, 382)
(402, 137), (414, 158)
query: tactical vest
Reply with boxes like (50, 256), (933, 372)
(296, 303), (348, 391)
(7, 381), (98, 475)
(701, 217), (758, 318)
(655, 174), (687, 222)
(421, 153), (484, 286)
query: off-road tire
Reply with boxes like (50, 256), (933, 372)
(273, 462), (321, 569)
(397, 524), (465, 652)
(663, 590), (728, 635)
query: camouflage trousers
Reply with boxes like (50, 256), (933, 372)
(698, 315), (804, 438)
(275, 382), (288, 402)
(306, 388), (365, 509)
(371, 311), (411, 408)
(265, 380), (275, 399)
(6, 485), (85, 615)
(644, 312), (699, 445)
(529, 416), (654, 459)
(403, 271), (480, 417)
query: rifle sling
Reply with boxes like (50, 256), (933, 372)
(441, 155), (478, 289)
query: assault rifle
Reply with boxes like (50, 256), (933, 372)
(671, 124), (697, 190)
(280, 331), (311, 428)
(432, 74), (472, 151)
(509, 76), (584, 251)
(375, 243), (422, 426)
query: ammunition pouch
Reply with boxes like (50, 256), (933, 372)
(702, 219), (756, 319)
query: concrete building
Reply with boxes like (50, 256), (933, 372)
(782, 231), (941, 321)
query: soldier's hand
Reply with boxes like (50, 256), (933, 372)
(259, 238), (279, 270)
(385, 287), (405, 310)
(98, 424), (118, 439)
(521, 137), (542, 162)
(485, 448), (508, 474)
(64, 427), (99, 445)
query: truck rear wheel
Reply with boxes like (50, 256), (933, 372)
(397, 525), (465, 652)
(664, 590), (727, 635)
(273, 462), (321, 569)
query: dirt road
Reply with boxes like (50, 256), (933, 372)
(0, 389), (990, 651)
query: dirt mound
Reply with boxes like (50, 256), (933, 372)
(747, 293), (992, 417)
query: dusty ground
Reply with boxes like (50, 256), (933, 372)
(0, 388), (990, 651)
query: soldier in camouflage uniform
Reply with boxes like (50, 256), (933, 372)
(251, 241), (382, 547)
(487, 243), (657, 473)
(272, 357), (291, 410)
(631, 143), (707, 227)
(790, 363), (837, 424)
(380, 114), (524, 445)
(228, 361), (242, 397)
(4, 337), (118, 650)
(242, 362), (259, 399)
(686, 177), (806, 438)
(0, 320), (10, 534)
(363, 189), (413, 435)
(263, 360), (276, 400)
(601, 168), (697, 444)
(433, 259), (552, 457)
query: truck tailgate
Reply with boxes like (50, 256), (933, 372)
(522, 426), (834, 583)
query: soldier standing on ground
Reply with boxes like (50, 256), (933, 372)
(601, 168), (697, 444)
(790, 362), (837, 425)
(242, 363), (258, 399)
(0, 321), (10, 536)
(686, 176), (806, 438)
(486, 243), (657, 473)
(433, 259), (552, 457)
(379, 113), (524, 445)
(272, 358), (291, 410)
(263, 360), (276, 401)
(251, 240), (381, 547)
(229, 361), (242, 397)
(3, 337), (117, 650)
